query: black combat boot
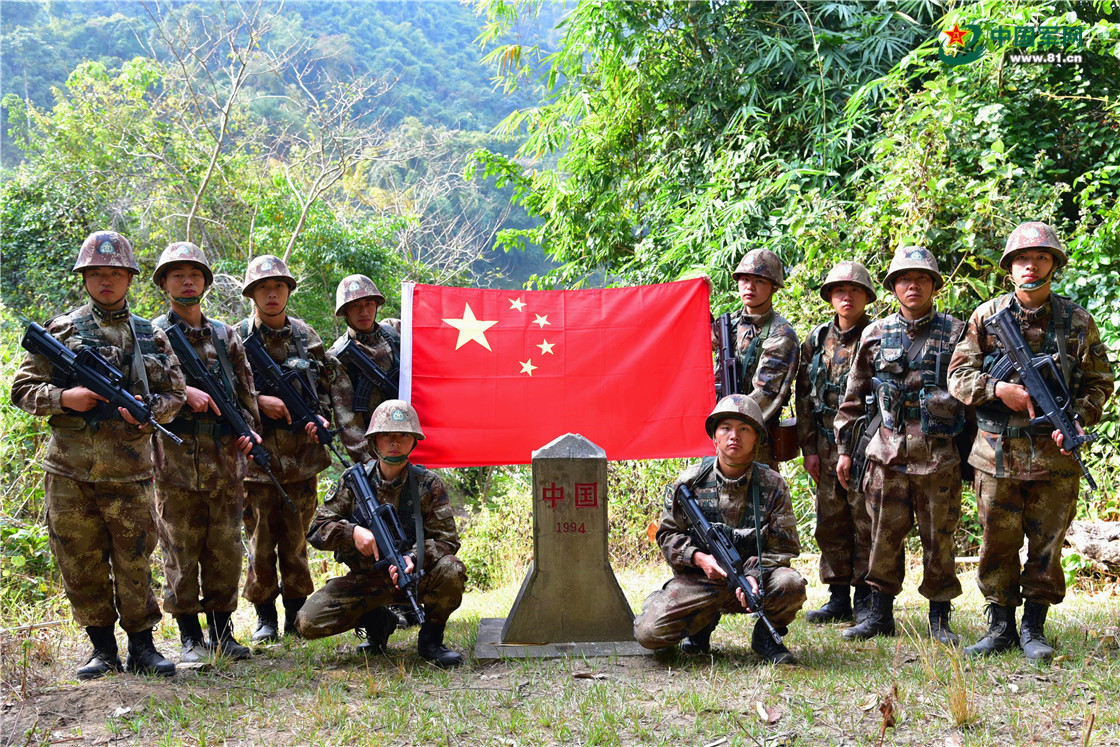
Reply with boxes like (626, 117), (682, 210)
(679, 614), (720, 655)
(963, 604), (1019, 657)
(356, 607), (398, 654)
(417, 621), (464, 668)
(125, 628), (176, 677)
(76, 626), (123, 681)
(841, 590), (895, 640)
(207, 611), (251, 660)
(176, 614), (207, 663)
(282, 597), (306, 638)
(1020, 600), (1054, 662)
(251, 601), (279, 643)
(853, 585), (873, 624)
(804, 585), (853, 624)
(928, 601), (960, 646)
(751, 621), (796, 664)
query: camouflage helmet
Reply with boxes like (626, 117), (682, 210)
(883, 245), (944, 291)
(365, 399), (426, 441)
(999, 221), (1068, 272)
(820, 260), (876, 303)
(704, 393), (767, 444)
(334, 274), (386, 316)
(242, 254), (297, 297)
(152, 241), (214, 288)
(732, 249), (785, 288)
(73, 231), (139, 274)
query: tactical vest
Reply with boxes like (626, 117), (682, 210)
(241, 317), (321, 411)
(805, 321), (845, 443)
(734, 312), (773, 394)
(341, 322), (401, 414)
(683, 457), (776, 553)
(155, 314), (239, 437)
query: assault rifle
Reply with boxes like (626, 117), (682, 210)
(716, 312), (743, 398)
(847, 391), (880, 492)
(676, 483), (782, 645)
(21, 321), (183, 444)
(164, 324), (294, 512)
(335, 337), (399, 409)
(243, 333), (349, 468)
(342, 464), (426, 624)
(985, 306), (1098, 490)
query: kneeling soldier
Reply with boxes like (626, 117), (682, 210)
(296, 400), (467, 668)
(634, 395), (807, 663)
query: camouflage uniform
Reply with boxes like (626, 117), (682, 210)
(634, 459), (807, 650)
(328, 319), (401, 464)
(12, 300), (186, 633)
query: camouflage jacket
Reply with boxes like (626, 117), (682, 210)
(834, 307), (966, 475)
(947, 292), (1114, 479)
(306, 461), (460, 583)
(795, 314), (870, 460)
(657, 458), (801, 574)
(327, 319), (401, 465)
(11, 301), (186, 482)
(240, 315), (334, 483)
(714, 307), (800, 424)
(153, 310), (260, 490)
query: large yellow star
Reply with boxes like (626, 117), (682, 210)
(442, 303), (498, 351)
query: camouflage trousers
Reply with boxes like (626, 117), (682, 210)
(296, 555), (467, 638)
(975, 471), (1080, 607)
(633, 567), (807, 650)
(44, 474), (162, 633)
(154, 482), (244, 615)
(814, 464), (871, 587)
(863, 461), (962, 601)
(242, 477), (317, 604)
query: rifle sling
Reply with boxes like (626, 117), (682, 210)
(127, 315), (151, 397)
(408, 465), (425, 574)
(749, 464), (765, 600)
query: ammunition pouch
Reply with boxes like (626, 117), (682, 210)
(918, 387), (965, 438)
(167, 418), (231, 439)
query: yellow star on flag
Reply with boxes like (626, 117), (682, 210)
(509, 297), (526, 311)
(442, 303), (498, 351)
(519, 359), (537, 376)
(533, 314), (550, 329)
(537, 339), (555, 355)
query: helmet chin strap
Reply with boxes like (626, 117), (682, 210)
(254, 299), (287, 319)
(165, 288), (206, 307)
(1015, 271), (1052, 293)
(375, 444), (414, 465)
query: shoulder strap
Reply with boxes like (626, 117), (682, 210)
(750, 464), (767, 577)
(211, 320), (238, 400)
(1051, 295), (1073, 387)
(408, 464), (426, 574)
(127, 315), (151, 396)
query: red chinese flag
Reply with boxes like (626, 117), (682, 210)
(400, 279), (716, 467)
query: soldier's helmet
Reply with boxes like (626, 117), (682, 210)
(73, 231), (139, 274)
(704, 394), (767, 443)
(334, 274), (386, 316)
(152, 241), (214, 288)
(999, 221), (1068, 272)
(883, 245), (944, 291)
(732, 249), (785, 288)
(820, 260), (877, 303)
(365, 399), (426, 441)
(242, 254), (297, 297)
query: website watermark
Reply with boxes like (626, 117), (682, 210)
(937, 22), (1084, 67)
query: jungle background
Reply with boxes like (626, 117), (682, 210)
(1, 1), (1119, 745)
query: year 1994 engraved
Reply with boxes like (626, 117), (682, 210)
(556, 522), (586, 534)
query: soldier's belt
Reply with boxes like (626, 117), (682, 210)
(978, 423), (1053, 439)
(167, 419), (231, 438)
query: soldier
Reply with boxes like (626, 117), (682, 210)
(296, 400), (467, 668)
(239, 255), (335, 642)
(834, 246), (966, 644)
(11, 231), (185, 679)
(634, 395), (807, 664)
(796, 261), (876, 625)
(151, 242), (258, 662)
(947, 222), (1113, 661)
(328, 275), (401, 466)
(718, 249), (800, 468)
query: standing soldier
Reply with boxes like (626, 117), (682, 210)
(328, 275), (401, 466)
(11, 231), (185, 678)
(296, 400), (467, 668)
(796, 261), (876, 625)
(948, 222), (1113, 661)
(719, 249), (800, 468)
(634, 395), (807, 664)
(151, 242), (257, 662)
(239, 255), (334, 642)
(834, 247), (966, 644)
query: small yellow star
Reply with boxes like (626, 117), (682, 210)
(533, 314), (550, 328)
(537, 339), (555, 355)
(442, 303), (498, 350)
(509, 297), (526, 311)
(519, 359), (538, 376)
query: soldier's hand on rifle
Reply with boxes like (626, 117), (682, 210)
(305, 414), (330, 442)
(734, 577), (761, 611)
(804, 454), (821, 484)
(119, 395), (146, 428)
(185, 385), (221, 415)
(836, 454), (852, 490)
(995, 381), (1036, 418)
(258, 394), (290, 423)
(354, 525), (381, 559)
(389, 554), (415, 586)
(60, 386), (108, 413)
(1054, 421), (1086, 455)
(693, 551), (727, 582)
(235, 430), (261, 457)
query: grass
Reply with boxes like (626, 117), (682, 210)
(2, 555), (1119, 746)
